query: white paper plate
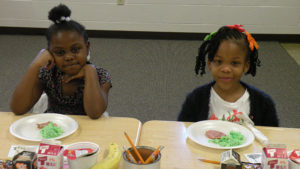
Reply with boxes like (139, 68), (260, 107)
(10, 113), (78, 141)
(187, 120), (254, 149)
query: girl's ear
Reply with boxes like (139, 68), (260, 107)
(86, 41), (90, 52)
(244, 61), (250, 73)
(86, 41), (90, 60)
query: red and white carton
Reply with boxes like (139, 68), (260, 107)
(37, 142), (64, 169)
(261, 144), (288, 169)
(289, 149), (300, 169)
(290, 149), (300, 165)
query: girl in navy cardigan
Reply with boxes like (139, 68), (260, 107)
(178, 25), (279, 127)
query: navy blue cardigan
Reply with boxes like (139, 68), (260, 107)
(178, 81), (279, 127)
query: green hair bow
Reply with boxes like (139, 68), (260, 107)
(204, 31), (217, 41)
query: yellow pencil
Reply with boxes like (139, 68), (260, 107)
(198, 158), (220, 165)
(124, 132), (145, 164)
(144, 146), (164, 164)
(123, 145), (138, 163)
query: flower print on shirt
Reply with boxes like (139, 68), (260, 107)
(209, 109), (246, 124)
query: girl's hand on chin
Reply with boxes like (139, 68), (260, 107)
(62, 64), (94, 83)
(34, 49), (55, 70)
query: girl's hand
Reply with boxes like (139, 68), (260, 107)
(63, 64), (94, 83)
(33, 49), (54, 69)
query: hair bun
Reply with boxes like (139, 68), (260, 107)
(48, 4), (71, 24)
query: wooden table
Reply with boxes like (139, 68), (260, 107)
(0, 112), (142, 169)
(139, 120), (300, 169)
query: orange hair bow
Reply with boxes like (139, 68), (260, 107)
(244, 31), (259, 51)
(227, 24), (259, 51)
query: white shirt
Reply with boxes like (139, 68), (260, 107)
(208, 87), (253, 125)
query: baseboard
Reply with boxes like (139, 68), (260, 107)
(1, 26), (300, 42)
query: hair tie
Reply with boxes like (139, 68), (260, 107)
(204, 31), (217, 41)
(55, 16), (71, 24)
(227, 24), (245, 32)
(227, 24), (259, 51)
(244, 31), (259, 51)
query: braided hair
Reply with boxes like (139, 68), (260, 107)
(46, 4), (88, 44)
(195, 26), (260, 76)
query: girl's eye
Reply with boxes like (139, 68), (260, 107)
(232, 61), (240, 66)
(54, 50), (65, 56)
(71, 47), (80, 53)
(214, 60), (222, 65)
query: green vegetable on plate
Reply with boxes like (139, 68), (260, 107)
(209, 131), (244, 147)
(40, 122), (64, 139)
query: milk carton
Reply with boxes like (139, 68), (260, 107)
(289, 149), (300, 169)
(37, 143), (63, 169)
(261, 144), (288, 169)
(221, 149), (242, 169)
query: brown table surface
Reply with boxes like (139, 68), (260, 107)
(0, 112), (142, 169)
(139, 120), (300, 169)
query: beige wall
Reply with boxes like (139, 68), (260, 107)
(0, 0), (299, 34)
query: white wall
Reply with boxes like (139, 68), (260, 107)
(0, 0), (300, 34)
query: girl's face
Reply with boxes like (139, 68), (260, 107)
(208, 40), (249, 92)
(49, 30), (89, 76)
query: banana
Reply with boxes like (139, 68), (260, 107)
(91, 142), (122, 169)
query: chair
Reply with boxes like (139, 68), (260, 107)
(32, 93), (48, 114)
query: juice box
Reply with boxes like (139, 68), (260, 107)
(12, 151), (37, 169)
(37, 143), (63, 169)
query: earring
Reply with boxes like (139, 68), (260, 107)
(87, 50), (91, 61)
